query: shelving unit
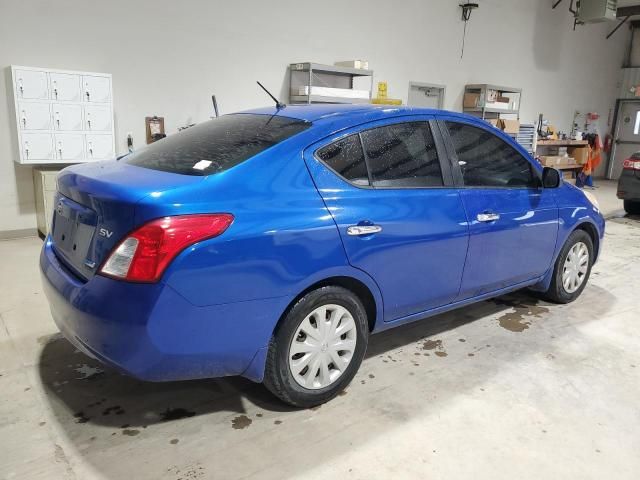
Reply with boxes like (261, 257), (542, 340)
(289, 62), (374, 104)
(463, 84), (522, 120)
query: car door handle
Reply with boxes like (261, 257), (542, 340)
(477, 212), (500, 222)
(347, 225), (382, 236)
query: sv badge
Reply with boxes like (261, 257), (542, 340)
(99, 228), (114, 238)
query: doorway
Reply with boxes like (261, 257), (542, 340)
(609, 100), (640, 179)
(407, 82), (445, 109)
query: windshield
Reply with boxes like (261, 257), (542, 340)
(125, 114), (311, 176)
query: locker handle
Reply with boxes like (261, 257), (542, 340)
(24, 142), (30, 159)
(21, 110), (26, 128)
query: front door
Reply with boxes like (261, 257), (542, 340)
(304, 118), (469, 322)
(609, 101), (640, 179)
(441, 119), (559, 299)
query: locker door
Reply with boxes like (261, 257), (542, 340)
(86, 134), (114, 160)
(14, 70), (49, 99)
(22, 133), (54, 161)
(84, 105), (112, 131)
(49, 73), (81, 102)
(82, 76), (111, 103)
(53, 104), (83, 131)
(17, 102), (52, 130)
(55, 134), (85, 161)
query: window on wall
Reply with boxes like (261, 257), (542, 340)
(316, 134), (370, 186)
(360, 122), (443, 188)
(445, 121), (537, 188)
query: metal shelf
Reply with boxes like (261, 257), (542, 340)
(290, 95), (371, 104)
(289, 62), (374, 105)
(289, 62), (373, 77)
(463, 83), (522, 120)
(465, 107), (519, 115)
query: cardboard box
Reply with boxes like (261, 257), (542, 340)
(498, 119), (520, 134)
(568, 146), (589, 165)
(496, 96), (510, 103)
(487, 119), (500, 128)
(539, 155), (572, 167)
(463, 92), (480, 108)
(334, 60), (369, 70)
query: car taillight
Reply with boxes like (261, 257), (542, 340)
(623, 158), (640, 170)
(99, 214), (234, 282)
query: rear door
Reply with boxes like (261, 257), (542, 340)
(440, 119), (559, 299)
(304, 117), (469, 322)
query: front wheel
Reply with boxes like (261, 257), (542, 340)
(542, 229), (594, 304)
(263, 286), (369, 408)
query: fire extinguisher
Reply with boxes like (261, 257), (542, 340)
(603, 134), (613, 153)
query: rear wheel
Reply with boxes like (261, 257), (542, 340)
(624, 200), (640, 215)
(263, 286), (368, 408)
(542, 230), (593, 304)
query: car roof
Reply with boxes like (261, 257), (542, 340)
(238, 104), (471, 124)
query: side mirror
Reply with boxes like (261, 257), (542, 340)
(542, 167), (561, 188)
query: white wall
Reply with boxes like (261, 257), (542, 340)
(0, 0), (628, 232)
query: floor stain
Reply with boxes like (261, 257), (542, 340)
(274, 420), (282, 425)
(170, 438), (179, 444)
(122, 429), (140, 436)
(493, 296), (550, 333)
(102, 405), (125, 416)
(422, 339), (447, 357)
(231, 415), (252, 430)
(368, 373), (375, 379)
(73, 411), (90, 424)
(338, 390), (348, 396)
(160, 408), (196, 422)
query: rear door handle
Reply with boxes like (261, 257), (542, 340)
(477, 212), (500, 222)
(347, 225), (382, 236)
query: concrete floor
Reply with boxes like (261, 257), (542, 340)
(1, 182), (639, 480)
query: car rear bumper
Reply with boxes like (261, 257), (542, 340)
(617, 172), (640, 200)
(40, 237), (288, 382)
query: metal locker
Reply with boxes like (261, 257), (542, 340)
(17, 102), (52, 130)
(84, 105), (112, 131)
(82, 76), (111, 103)
(22, 133), (54, 161)
(53, 104), (83, 131)
(55, 134), (85, 161)
(14, 69), (49, 99)
(86, 134), (114, 160)
(49, 73), (81, 102)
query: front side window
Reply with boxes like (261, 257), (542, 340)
(445, 121), (537, 188)
(361, 122), (443, 188)
(125, 114), (311, 176)
(316, 134), (369, 186)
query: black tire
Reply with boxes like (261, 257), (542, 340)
(542, 229), (594, 304)
(624, 200), (640, 215)
(263, 286), (369, 408)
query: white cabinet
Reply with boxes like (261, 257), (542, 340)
(53, 104), (82, 131)
(9, 65), (115, 165)
(22, 133), (55, 162)
(33, 168), (61, 235)
(86, 134), (114, 161)
(14, 69), (49, 99)
(17, 102), (51, 130)
(84, 105), (112, 131)
(55, 134), (85, 161)
(49, 73), (81, 102)
(83, 75), (111, 103)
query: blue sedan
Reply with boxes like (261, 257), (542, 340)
(40, 104), (604, 407)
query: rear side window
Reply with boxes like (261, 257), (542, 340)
(445, 121), (537, 188)
(361, 122), (443, 187)
(317, 134), (370, 186)
(125, 114), (310, 176)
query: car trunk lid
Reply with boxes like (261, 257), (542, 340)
(51, 160), (204, 280)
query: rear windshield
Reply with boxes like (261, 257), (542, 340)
(124, 114), (311, 176)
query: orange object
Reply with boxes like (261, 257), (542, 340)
(582, 135), (602, 176)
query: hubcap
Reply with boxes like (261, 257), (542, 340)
(288, 304), (357, 390)
(562, 242), (589, 294)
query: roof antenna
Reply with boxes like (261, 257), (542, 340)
(257, 81), (286, 110)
